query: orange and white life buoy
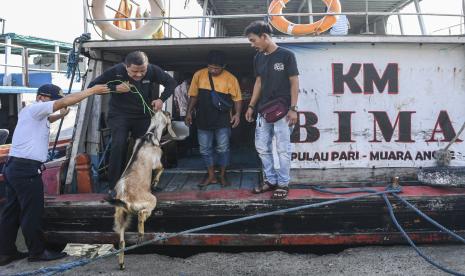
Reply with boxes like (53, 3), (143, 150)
(91, 0), (164, 39)
(268, 0), (341, 35)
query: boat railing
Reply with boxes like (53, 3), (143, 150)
(0, 40), (83, 87)
(86, 10), (465, 38)
(430, 22), (465, 35)
(162, 21), (189, 38)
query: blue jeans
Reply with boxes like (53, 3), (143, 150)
(198, 128), (231, 167)
(255, 115), (292, 187)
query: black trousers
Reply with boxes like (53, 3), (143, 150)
(0, 158), (45, 256)
(107, 115), (151, 190)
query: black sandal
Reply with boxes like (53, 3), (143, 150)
(252, 181), (277, 194)
(272, 187), (289, 199)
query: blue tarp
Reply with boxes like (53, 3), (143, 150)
(0, 86), (38, 94)
(0, 72), (80, 94)
(0, 72), (52, 87)
(0, 86), (81, 94)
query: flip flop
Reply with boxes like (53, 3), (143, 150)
(272, 187), (289, 199)
(252, 181), (277, 194)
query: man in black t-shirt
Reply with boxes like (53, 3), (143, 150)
(245, 21), (300, 199)
(89, 51), (176, 196)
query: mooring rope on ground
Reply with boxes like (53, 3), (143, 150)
(382, 194), (465, 276)
(309, 185), (465, 276)
(12, 187), (400, 276)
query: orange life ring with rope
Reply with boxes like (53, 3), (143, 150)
(268, 0), (341, 35)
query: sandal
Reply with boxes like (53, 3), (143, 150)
(252, 181), (277, 194)
(272, 187), (289, 199)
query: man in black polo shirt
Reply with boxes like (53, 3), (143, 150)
(89, 51), (176, 196)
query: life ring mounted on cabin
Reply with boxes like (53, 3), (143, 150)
(268, 0), (341, 35)
(91, 0), (164, 39)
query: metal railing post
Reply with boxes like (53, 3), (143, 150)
(413, 0), (426, 35)
(21, 48), (29, 87)
(0, 18), (5, 35)
(397, 12), (405, 35)
(168, 0), (172, 38)
(462, 0), (465, 34)
(365, 0), (369, 33)
(82, 0), (89, 34)
(3, 35), (11, 86)
(307, 0), (313, 23)
(54, 43), (60, 73)
(201, 0), (209, 37)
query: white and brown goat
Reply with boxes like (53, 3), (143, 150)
(109, 110), (175, 270)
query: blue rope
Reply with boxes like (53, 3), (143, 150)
(308, 185), (381, 195)
(90, 137), (111, 177)
(12, 187), (400, 276)
(66, 48), (81, 82)
(312, 185), (465, 276)
(391, 193), (465, 244)
(382, 194), (465, 276)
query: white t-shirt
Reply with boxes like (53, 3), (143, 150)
(330, 15), (349, 35)
(9, 101), (55, 162)
(174, 81), (189, 117)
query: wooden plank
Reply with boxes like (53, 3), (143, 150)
(43, 230), (465, 247)
(179, 173), (204, 192)
(64, 56), (102, 192)
(291, 167), (419, 185)
(85, 91), (102, 155)
(239, 171), (260, 190)
(156, 173), (175, 191)
(42, 192), (465, 243)
(163, 173), (190, 192)
(205, 179), (222, 191)
(224, 172), (241, 190)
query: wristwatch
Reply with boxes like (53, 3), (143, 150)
(290, 106), (298, 112)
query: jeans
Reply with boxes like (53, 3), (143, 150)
(198, 128), (231, 167)
(255, 115), (292, 187)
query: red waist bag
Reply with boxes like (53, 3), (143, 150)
(258, 97), (288, 123)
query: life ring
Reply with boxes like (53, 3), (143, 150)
(268, 0), (341, 35)
(91, 0), (164, 39)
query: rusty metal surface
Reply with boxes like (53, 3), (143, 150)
(45, 231), (465, 246)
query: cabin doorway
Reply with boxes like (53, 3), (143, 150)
(156, 69), (261, 191)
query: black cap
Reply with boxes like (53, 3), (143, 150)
(37, 84), (64, 100)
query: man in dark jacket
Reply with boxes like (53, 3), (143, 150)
(89, 51), (176, 196)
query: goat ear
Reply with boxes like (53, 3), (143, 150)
(163, 111), (172, 119)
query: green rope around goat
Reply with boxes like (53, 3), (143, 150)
(106, 80), (156, 116)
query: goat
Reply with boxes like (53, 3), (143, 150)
(109, 110), (175, 270)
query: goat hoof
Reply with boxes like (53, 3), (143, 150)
(119, 264), (125, 270)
